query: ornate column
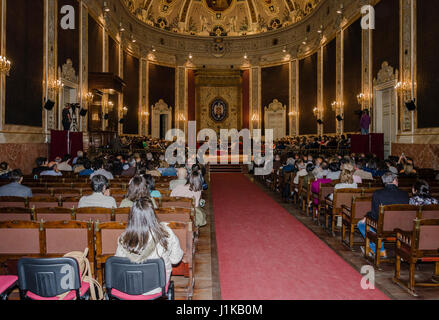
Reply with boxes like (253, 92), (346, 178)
(176, 60), (188, 135)
(400, 0), (415, 136)
(317, 47), (324, 136)
(289, 59), (298, 136)
(362, 20), (372, 113)
(249, 63), (261, 134)
(79, 1), (89, 135)
(45, 0), (57, 140)
(0, 0), (5, 132)
(140, 57), (147, 136)
(336, 30), (344, 135)
(118, 36), (124, 136)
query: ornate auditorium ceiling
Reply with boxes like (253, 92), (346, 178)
(121, 0), (321, 37)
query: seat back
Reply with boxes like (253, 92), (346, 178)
(0, 197), (27, 208)
(333, 189), (362, 211)
(350, 196), (372, 220)
(416, 219), (439, 251)
(114, 208), (131, 223)
(0, 207), (34, 221)
(159, 197), (193, 209)
(61, 197), (81, 209)
(75, 207), (114, 222)
(28, 196), (61, 209)
(43, 221), (94, 265)
(35, 207), (75, 221)
(0, 221), (42, 258)
(380, 205), (419, 233)
(168, 222), (193, 271)
(155, 208), (192, 223)
(17, 257), (81, 298)
(419, 204), (439, 220)
(105, 257), (166, 296)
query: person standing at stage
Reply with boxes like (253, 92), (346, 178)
(62, 104), (72, 131)
(360, 109), (371, 135)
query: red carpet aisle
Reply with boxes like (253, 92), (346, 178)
(211, 173), (389, 300)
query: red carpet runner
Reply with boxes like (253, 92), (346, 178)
(211, 173), (389, 300)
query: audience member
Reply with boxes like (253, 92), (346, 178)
(410, 180), (438, 205)
(115, 197), (183, 295)
(0, 169), (32, 198)
(78, 175), (117, 208)
(90, 159), (114, 180)
(357, 172), (409, 258)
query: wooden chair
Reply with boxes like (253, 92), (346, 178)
(94, 221), (194, 299)
(155, 208), (193, 224)
(394, 218), (439, 296)
(28, 196), (62, 209)
(0, 221), (44, 269)
(0, 197), (27, 208)
(0, 207), (34, 221)
(30, 188), (53, 197)
(325, 189), (362, 235)
(365, 204), (419, 268)
(61, 196), (81, 209)
(311, 181), (335, 224)
(300, 178), (315, 216)
(52, 189), (81, 197)
(159, 197), (194, 210)
(43, 220), (95, 275)
(341, 196), (372, 249)
(75, 207), (114, 222)
(34, 207), (75, 222)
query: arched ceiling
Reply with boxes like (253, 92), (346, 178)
(121, 0), (322, 37)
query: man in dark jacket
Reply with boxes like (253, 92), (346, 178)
(358, 172), (409, 257)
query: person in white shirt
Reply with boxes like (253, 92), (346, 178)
(293, 160), (307, 185)
(78, 174), (117, 208)
(72, 151), (84, 165)
(90, 159), (114, 180)
(115, 198), (184, 295)
(169, 168), (188, 191)
(326, 162), (341, 181)
(328, 164), (358, 201)
(56, 155), (73, 172)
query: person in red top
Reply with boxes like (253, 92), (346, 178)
(360, 109), (371, 135)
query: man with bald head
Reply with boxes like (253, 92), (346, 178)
(169, 167), (188, 191)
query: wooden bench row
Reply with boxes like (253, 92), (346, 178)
(0, 219), (195, 299)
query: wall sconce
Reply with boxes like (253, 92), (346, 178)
(288, 111), (298, 117)
(142, 111), (150, 117)
(177, 113), (186, 122)
(356, 93), (368, 105)
(336, 3), (344, 15)
(85, 92), (94, 104)
(251, 113), (259, 122)
(119, 22), (125, 33)
(331, 101), (344, 112)
(122, 106), (128, 116)
(52, 79), (64, 91)
(0, 56), (11, 76)
(107, 101), (114, 111)
(395, 81), (411, 95)
(313, 107), (323, 122)
(103, 1), (110, 14)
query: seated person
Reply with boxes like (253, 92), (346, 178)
(354, 160), (373, 181)
(145, 163), (161, 177)
(73, 157), (86, 174)
(115, 198), (184, 295)
(171, 171), (203, 208)
(303, 163), (316, 187)
(144, 174), (162, 199)
(399, 164), (418, 179)
(90, 159), (114, 180)
(120, 175), (158, 209)
(0, 162), (11, 179)
(409, 180), (438, 206)
(326, 162), (341, 181)
(121, 158), (137, 177)
(328, 163), (358, 201)
(282, 158), (295, 173)
(0, 169), (32, 198)
(40, 162), (63, 176)
(56, 154), (73, 172)
(78, 175), (117, 209)
(72, 151), (83, 166)
(169, 168), (188, 191)
(357, 172), (409, 258)
(32, 157), (50, 176)
(79, 160), (94, 177)
(293, 160), (307, 185)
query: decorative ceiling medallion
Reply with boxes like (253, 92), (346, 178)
(204, 0), (235, 13)
(210, 98), (228, 122)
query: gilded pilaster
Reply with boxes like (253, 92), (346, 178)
(336, 30), (344, 135)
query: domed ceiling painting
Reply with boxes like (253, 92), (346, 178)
(122, 0), (322, 37)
